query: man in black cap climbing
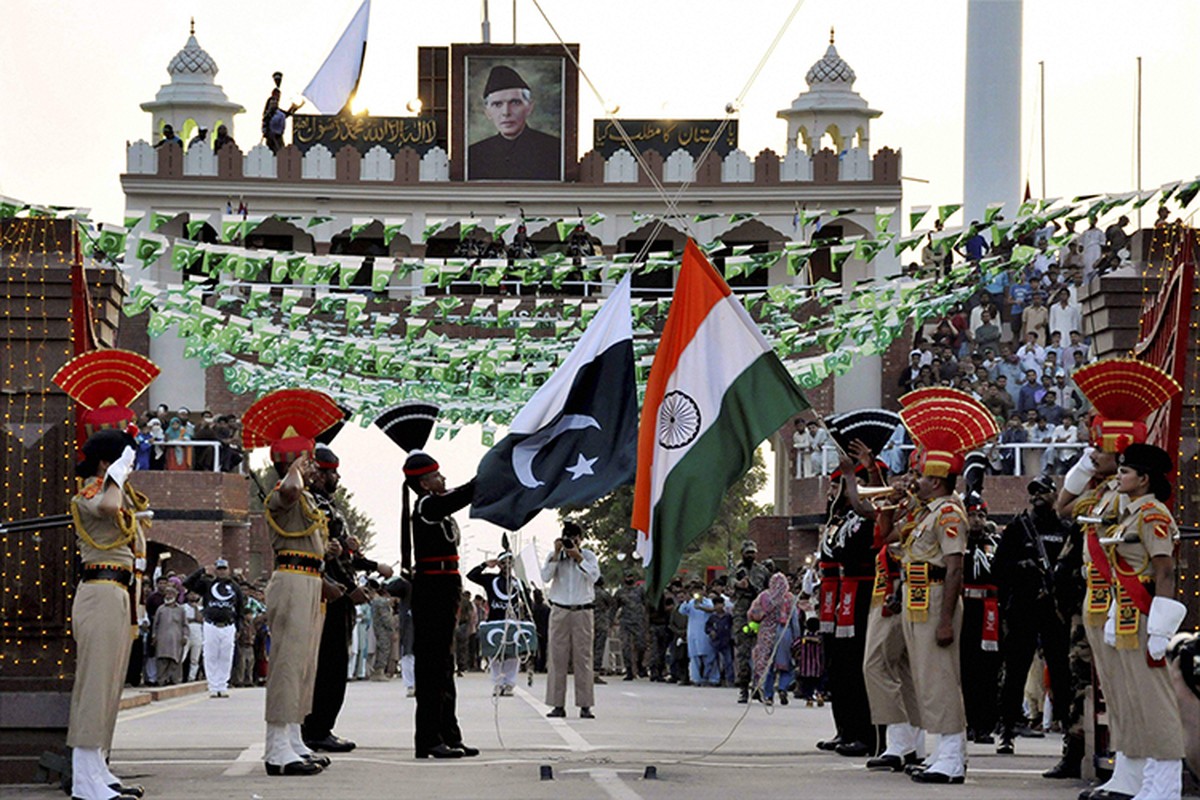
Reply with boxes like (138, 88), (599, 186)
(467, 64), (561, 180)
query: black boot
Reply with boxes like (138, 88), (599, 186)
(1043, 735), (1083, 779)
(737, 687), (749, 704)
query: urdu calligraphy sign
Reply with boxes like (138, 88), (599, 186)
(592, 119), (738, 159)
(292, 114), (441, 156)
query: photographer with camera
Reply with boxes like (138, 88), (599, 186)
(541, 521), (601, 719)
(991, 475), (1073, 760)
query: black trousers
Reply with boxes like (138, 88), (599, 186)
(827, 581), (877, 748)
(302, 596), (352, 740)
(412, 574), (463, 752)
(960, 598), (1002, 736)
(998, 602), (1071, 732)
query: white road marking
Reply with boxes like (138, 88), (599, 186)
(118, 694), (208, 721)
(223, 742), (264, 776)
(512, 684), (594, 752)
(583, 768), (644, 800)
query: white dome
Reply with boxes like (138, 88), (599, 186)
(168, 33), (218, 79)
(805, 40), (855, 87)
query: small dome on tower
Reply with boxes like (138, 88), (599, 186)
(167, 22), (218, 78)
(805, 28), (855, 87)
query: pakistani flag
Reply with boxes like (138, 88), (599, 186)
(632, 241), (809, 598)
(471, 276), (638, 531)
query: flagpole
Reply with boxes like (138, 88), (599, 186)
(1136, 55), (1143, 231)
(513, 0), (517, 43)
(1039, 60), (1046, 199)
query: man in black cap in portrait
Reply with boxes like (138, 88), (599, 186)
(467, 65), (561, 180)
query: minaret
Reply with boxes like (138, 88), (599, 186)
(963, 0), (1023, 220)
(139, 21), (245, 145)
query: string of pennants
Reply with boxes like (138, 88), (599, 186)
(2, 177), (1198, 435)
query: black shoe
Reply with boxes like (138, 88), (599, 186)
(594, 676), (607, 685)
(415, 744), (464, 759)
(779, 693), (788, 706)
(835, 740), (870, 757)
(1079, 789), (1134, 800)
(546, 706), (566, 718)
(265, 759), (323, 775)
(1014, 724), (1045, 739)
(580, 707), (595, 719)
(816, 736), (842, 751)
(305, 734), (357, 752)
(865, 754), (905, 772)
(996, 735), (1014, 755)
(974, 733), (995, 745)
(303, 753), (331, 768)
(448, 743), (480, 757)
(623, 673), (635, 681)
(911, 769), (964, 784)
(110, 784), (145, 798)
(903, 762), (928, 776)
(737, 688), (748, 704)
(1043, 759), (1081, 779)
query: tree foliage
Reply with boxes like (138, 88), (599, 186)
(561, 448), (771, 584)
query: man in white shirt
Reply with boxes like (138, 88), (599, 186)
(541, 521), (602, 719)
(1043, 413), (1080, 474)
(791, 421), (813, 479)
(1015, 333), (1046, 375)
(1048, 289), (1082, 345)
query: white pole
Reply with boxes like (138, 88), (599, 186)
(963, 0), (1023, 221)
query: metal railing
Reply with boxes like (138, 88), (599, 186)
(794, 442), (1086, 479)
(137, 440), (237, 474)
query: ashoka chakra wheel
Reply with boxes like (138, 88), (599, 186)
(657, 391), (701, 449)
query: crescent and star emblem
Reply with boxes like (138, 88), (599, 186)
(492, 576), (513, 602)
(511, 414), (601, 489)
(211, 582), (235, 602)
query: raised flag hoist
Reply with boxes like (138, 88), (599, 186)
(52, 349), (160, 800)
(897, 388), (999, 785)
(242, 388), (343, 776)
(375, 402), (480, 759)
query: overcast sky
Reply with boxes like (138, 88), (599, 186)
(3, 0), (1199, 569)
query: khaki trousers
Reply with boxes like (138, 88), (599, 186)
(264, 571), (322, 724)
(902, 583), (965, 735)
(1104, 623), (1185, 760)
(545, 606), (594, 708)
(67, 582), (130, 748)
(863, 603), (922, 728)
(1083, 620), (1122, 750)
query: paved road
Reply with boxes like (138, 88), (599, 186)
(14, 674), (1101, 799)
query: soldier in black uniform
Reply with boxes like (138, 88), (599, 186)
(991, 475), (1073, 759)
(817, 444), (886, 757)
(959, 491), (1002, 744)
(404, 451), (478, 759)
(302, 444), (393, 752)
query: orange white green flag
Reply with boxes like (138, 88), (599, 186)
(632, 240), (809, 597)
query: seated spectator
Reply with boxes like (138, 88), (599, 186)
(1024, 415), (1054, 477)
(1053, 372), (1084, 414)
(1017, 370), (1044, 416)
(994, 414), (1027, 475)
(1036, 390), (1065, 426)
(1044, 412), (1081, 475)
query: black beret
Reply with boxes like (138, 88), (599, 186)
(403, 451), (439, 478)
(1027, 474), (1057, 495)
(314, 444), (339, 469)
(483, 65), (529, 97)
(78, 429), (135, 478)
(1119, 443), (1173, 476)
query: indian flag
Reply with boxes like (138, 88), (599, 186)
(632, 240), (809, 596)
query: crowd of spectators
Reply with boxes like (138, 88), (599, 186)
(134, 405), (244, 473)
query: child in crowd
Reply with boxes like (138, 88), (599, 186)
(793, 616), (825, 706)
(705, 596), (734, 687)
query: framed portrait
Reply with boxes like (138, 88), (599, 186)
(451, 44), (579, 182)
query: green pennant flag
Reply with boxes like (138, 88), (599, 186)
(94, 225), (128, 260)
(135, 235), (167, 267)
(991, 221), (1014, 246)
(220, 219), (246, 243)
(459, 220), (480, 240)
(786, 248), (814, 276)
(984, 202), (1005, 224)
(344, 296), (366, 327)
(937, 203), (962, 224)
(908, 205), (930, 230)
(382, 218), (407, 246)
(422, 218), (447, 242)
(307, 215), (334, 229)
(186, 219), (208, 239)
(372, 260), (395, 292)
(729, 212), (758, 224)
(123, 215), (143, 229)
(146, 211), (172, 232)
(1175, 177), (1200, 209)
(830, 244), (853, 273)
(0, 198), (24, 219)
(555, 220), (576, 241)
(874, 207), (895, 236)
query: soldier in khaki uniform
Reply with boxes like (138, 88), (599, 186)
(896, 388), (1000, 785)
(1094, 444), (1187, 800)
(242, 389), (344, 777)
(52, 349), (160, 800)
(1057, 358), (1182, 800)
